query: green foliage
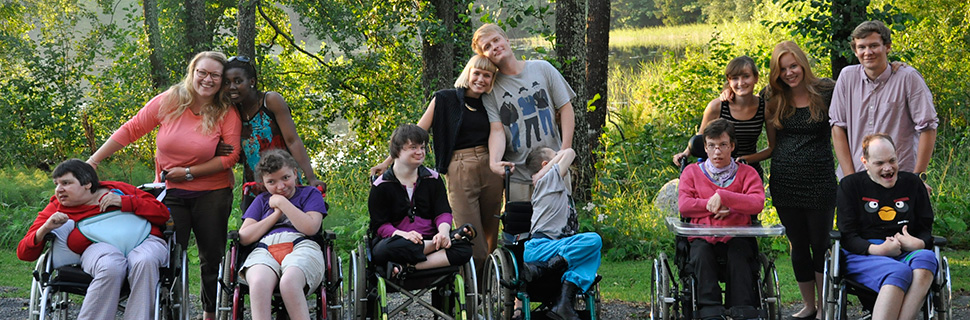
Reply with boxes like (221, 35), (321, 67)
(769, 0), (913, 68)
(611, 0), (664, 29)
(654, 0), (703, 26)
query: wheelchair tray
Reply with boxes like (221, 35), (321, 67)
(665, 217), (785, 237)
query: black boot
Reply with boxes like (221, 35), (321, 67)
(521, 255), (568, 282)
(549, 281), (581, 320)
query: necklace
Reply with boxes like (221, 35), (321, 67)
(465, 103), (478, 112)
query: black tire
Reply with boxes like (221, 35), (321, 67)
(325, 247), (344, 320)
(216, 245), (235, 320)
(759, 253), (781, 320)
(651, 253), (673, 320)
(821, 251), (838, 320)
(935, 256), (951, 320)
(349, 244), (367, 320)
(461, 259), (478, 320)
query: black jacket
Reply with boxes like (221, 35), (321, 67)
(367, 165), (452, 238)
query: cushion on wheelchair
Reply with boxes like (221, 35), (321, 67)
(502, 201), (533, 236)
(50, 265), (94, 294)
(77, 210), (151, 256)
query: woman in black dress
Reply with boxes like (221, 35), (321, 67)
(766, 41), (837, 320)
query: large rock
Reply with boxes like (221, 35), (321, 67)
(654, 178), (680, 217)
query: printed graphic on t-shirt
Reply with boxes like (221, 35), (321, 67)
(498, 82), (555, 152)
(861, 196), (911, 221)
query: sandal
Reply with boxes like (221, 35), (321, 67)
(450, 223), (477, 241)
(386, 261), (409, 280)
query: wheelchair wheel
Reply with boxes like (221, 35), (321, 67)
(38, 287), (72, 320)
(175, 247), (190, 320)
(28, 256), (45, 320)
(348, 244), (368, 320)
(216, 245), (236, 320)
(759, 253), (781, 320)
(482, 248), (515, 320)
(933, 256), (951, 320)
(650, 253), (673, 320)
(820, 250), (839, 320)
(324, 244), (344, 320)
(461, 258), (478, 319)
(577, 283), (602, 320)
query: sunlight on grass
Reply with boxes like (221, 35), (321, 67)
(610, 24), (714, 49)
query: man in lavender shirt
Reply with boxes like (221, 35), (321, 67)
(830, 20), (938, 185)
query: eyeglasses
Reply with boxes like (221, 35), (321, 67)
(195, 69), (222, 81)
(228, 56), (252, 64)
(705, 142), (732, 151)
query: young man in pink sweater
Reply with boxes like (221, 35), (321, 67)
(678, 119), (766, 320)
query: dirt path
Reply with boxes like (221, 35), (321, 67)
(2, 287), (966, 319)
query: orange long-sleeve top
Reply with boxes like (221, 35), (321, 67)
(109, 91), (241, 191)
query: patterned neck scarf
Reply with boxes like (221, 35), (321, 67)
(702, 158), (739, 187)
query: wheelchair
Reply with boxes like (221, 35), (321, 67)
(27, 182), (190, 320)
(820, 230), (952, 320)
(215, 184), (341, 320)
(214, 228), (343, 320)
(651, 135), (784, 320)
(479, 167), (602, 320)
(651, 217), (784, 320)
(347, 234), (478, 320)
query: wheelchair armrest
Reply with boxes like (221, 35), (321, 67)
(933, 236), (947, 247)
(228, 230), (240, 241)
(829, 230), (842, 240)
(323, 230), (337, 240)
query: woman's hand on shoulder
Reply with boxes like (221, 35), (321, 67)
(98, 191), (122, 212)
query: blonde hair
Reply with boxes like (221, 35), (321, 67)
(472, 23), (509, 56)
(159, 51), (232, 135)
(767, 41), (831, 129)
(454, 55), (499, 89)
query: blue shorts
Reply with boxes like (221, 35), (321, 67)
(843, 248), (937, 292)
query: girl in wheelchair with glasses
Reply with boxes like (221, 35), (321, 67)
(237, 149), (328, 320)
(368, 124), (475, 279)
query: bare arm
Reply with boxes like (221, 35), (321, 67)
(739, 116), (776, 163)
(673, 99), (721, 165)
(832, 125), (855, 176)
(533, 148), (576, 181)
(557, 102), (575, 149)
(488, 122), (513, 175)
(87, 139), (126, 169)
(914, 129), (936, 174)
(265, 92), (322, 187)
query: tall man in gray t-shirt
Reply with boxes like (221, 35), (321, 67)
(472, 23), (576, 202)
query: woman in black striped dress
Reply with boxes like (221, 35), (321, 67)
(672, 56), (774, 179)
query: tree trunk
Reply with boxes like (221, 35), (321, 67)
(185, 0), (211, 60)
(830, 0), (869, 79)
(585, 0), (609, 203)
(143, 0), (165, 89)
(422, 0), (457, 97)
(237, 0), (257, 59)
(556, 0), (590, 203)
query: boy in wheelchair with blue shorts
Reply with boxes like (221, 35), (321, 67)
(520, 146), (602, 320)
(835, 133), (936, 320)
(237, 149), (328, 320)
(677, 119), (765, 320)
